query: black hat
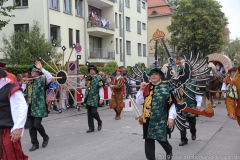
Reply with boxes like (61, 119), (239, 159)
(0, 61), (6, 68)
(88, 65), (98, 73)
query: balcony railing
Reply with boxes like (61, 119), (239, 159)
(88, 48), (115, 60)
(87, 17), (115, 31)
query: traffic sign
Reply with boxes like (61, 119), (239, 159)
(75, 43), (82, 53)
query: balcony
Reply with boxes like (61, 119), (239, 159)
(88, 0), (115, 8)
(88, 48), (115, 63)
(87, 17), (115, 36)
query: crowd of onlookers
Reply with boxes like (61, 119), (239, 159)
(88, 11), (110, 29)
(15, 70), (141, 113)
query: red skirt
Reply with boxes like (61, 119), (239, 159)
(1, 128), (28, 160)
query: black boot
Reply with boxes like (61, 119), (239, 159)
(86, 129), (94, 133)
(29, 145), (39, 151)
(179, 141), (188, 146)
(192, 134), (196, 140)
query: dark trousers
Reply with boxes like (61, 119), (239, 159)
(180, 117), (196, 142)
(28, 116), (49, 146)
(145, 139), (172, 160)
(87, 105), (102, 130)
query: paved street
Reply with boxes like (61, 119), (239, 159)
(21, 101), (240, 160)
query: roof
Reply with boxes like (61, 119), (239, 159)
(148, 0), (172, 16)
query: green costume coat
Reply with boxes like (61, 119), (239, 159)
(143, 82), (171, 141)
(182, 80), (198, 118)
(25, 77), (48, 118)
(85, 75), (103, 107)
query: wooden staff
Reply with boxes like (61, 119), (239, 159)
(23, 77), (63, 80)
(41, 59), (58, 73)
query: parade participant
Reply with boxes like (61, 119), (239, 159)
(84, 65), (104, 133)
(177, 63), (202, 146)
(230, 66), (240, 125)
(0, 67), (28, 159)
(136, 67), (176, 160)
(109, 67), (125, 120)
(22, 61), (52, 151)
(16, 74), (23, 87)
(224, 67), (239, 122)
(221, 67), (237, 98)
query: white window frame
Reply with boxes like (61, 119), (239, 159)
(15, 0), (28, 8)
(63, 0), (72, 14)
(75, 0), (83, 17)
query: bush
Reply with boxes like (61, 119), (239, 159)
(6, 65), (58, 76)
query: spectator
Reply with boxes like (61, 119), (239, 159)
(16, 74), (23, 87)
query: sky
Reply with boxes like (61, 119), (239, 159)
(216, 0), (240, 40)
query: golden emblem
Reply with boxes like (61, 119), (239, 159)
(152, 29), (165, 40)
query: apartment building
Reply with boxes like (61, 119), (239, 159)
(0, 0), (148, 67)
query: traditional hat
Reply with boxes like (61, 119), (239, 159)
(0, 61), (6, 68)
(88, 65), (98, 73)
(116, 67), (123, 72)
(146, 67), (165, 76)
(29, 64), (42, 74)
(228, 67), (237, 73)
(176, 60), (181, 65)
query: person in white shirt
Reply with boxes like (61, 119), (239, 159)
(22, 61), (52, 152)
(0, 67), (28, 159)
(136, 67), (176, 160)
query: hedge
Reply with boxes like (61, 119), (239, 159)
(6, 65), (150, 76)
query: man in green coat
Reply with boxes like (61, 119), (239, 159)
(84, 65), (104, 133)
(177, 62), (202, 146)
(136, 68), (176, 160)
(22, 61), (52, 151)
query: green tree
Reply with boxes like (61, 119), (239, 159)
(224, 38), (240, 61)
(105, 61), (118, 68)
(168, 0), (227, 57)
(164, 0), (180, 6)
(0, 0), (15, 30)
(2, 21), (60, 65)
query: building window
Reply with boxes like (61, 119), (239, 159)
(50, 25), (61, 42)
(126, 41), (131, 55)
(143, 44), (146, 57)
(63, 0), (71, 13)
(76, 30), (80, 43)
(125, 0), (130, 8)
(151, 11), (158, 15)
(120, 39), (123, 61)
(137, 0), (141, 13)
(69, 29), (73, 47)
(49, 0), (59, 10)
(142, 2), (145, 9)
(14, 24), (29, 32)
(116, 38), (118, 54)
(137, 21), (141, 34)
(115, 13), (118, 28)
(138, 43), (142, 56)
(15, 0), (28, 7)
(75, 0), (83, 17)
(142, 23), (146, 30)
(119, 0), (122, 12)
(126, 17), (130, 31)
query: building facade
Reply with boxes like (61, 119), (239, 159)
(147, 0), (173, 66)
(0, 0), (148, 67)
